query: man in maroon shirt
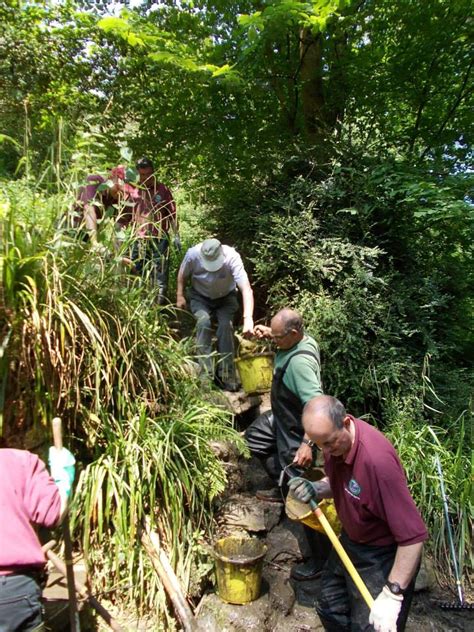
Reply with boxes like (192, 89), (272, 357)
(131, 157), (180, 303)
(288, 395), (428, 632)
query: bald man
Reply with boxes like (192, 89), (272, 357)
(288, 395), (428, 632)
(245, 309), (331, 581)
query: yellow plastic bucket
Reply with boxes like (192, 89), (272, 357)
(286, 494), (342, 536)
(213, 536), (267, 604)
(235, 353), (274, 395)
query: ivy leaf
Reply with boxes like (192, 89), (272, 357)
(120, 146), (133, 162)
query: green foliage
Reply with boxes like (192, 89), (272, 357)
(381, 394), (472, 580)
(0, 177), (247, 622)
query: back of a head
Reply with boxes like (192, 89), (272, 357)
(136, 156), (154, 170)
(274, 308), (304, 334)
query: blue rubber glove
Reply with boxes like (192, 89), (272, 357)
(48, 447), (76, 498)
(173, 234), (182, 252)
(288, 477), (322, 504)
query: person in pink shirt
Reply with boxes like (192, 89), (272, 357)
(73, 164), (138, 240)
(0, 446), (74, 631)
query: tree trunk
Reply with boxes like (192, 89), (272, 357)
(299, 27), (328, 159)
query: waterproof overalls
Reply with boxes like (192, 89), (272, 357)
(272, 350), (318, 470)
(245, 348), (332, 574)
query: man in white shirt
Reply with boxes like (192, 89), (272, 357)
(176, 238), (254, 390)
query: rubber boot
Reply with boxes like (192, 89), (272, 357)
(291, 526), (332, 581)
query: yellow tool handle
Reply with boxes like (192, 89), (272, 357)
(312, 504), (374, 609)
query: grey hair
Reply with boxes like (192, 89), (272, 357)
(278, 309), (304, 335)
(326, 397), (347, 429)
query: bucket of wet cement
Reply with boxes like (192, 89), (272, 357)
(285, 494), (342, 536)
(213, 536), (267, 604)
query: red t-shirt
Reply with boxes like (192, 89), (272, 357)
(76, 171), (177, 236)
(134, 179), (177, 237)
(0, 449), (61, 573)
(324, 417), (428, 546)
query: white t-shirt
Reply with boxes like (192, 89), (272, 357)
(179, 243), (249, 299)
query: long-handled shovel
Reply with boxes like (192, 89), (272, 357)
(51, 417), (81, 631)
(42, 540), (125, 631)
(307, 497), (374, 609)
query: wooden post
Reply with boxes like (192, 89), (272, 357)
(141, 518), (199, 632)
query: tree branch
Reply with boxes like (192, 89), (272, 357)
(408, 56), (438, 153)
(421, 58), (473, 159)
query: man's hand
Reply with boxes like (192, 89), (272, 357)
(176, 295), (187, 310)
(293, 443), (313, 468)
(288, 477), (323, 504)
(253, 324), (272, 339)
(48, 447), (76, 499)
(369, 586), (403, 632)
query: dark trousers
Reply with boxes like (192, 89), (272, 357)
(189, 289), (239, 381)
(0, 574), (44, 632)
(317, 533), (417, 632)
(131, 236), (170, 303)
(245, 411), (331, 572)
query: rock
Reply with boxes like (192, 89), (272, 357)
(220, 390), (263, 416)
(258, 392), (271, 414)
(217, 494), (283, 533)
(241, 456), (274, 495)
(415, 554), (436, 592)
(264, 567), (295, 615)
(265, 517), (309, 562)
(210, 440), (240, 462)
(269, 601), (324, 632)
(196, 591), (271, 631)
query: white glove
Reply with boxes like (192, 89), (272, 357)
(369, 586), (403, 632)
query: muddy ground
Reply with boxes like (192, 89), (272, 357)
(197, 420), (473, 632)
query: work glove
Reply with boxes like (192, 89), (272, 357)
(369, 586), (403, 632)
(173, 234), (182, 252)
(288, 477), (323, 504)
(48, 447), (76, 499)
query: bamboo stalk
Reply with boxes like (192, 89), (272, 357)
(51, 417), (80, 632)
(141, 518), (198, 632)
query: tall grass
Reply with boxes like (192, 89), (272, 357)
(0, 177), (247, 624)
(380, 393), (472, 584)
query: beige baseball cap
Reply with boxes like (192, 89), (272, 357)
(200, 238), (225, 272)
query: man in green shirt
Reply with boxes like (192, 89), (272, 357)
(246, 308), (331, 581)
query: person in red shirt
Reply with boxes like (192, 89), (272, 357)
(288, 395), (428, 632)
(131, 157), (180, 304)
(0, 447), (74, 631)
(73, 158), (180, 303)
